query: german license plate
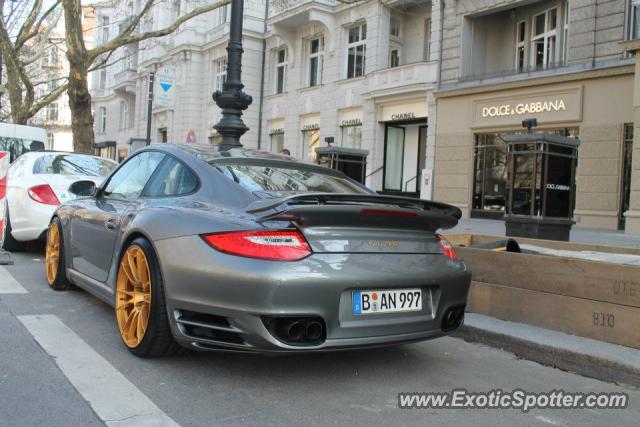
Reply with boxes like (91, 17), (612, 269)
(352, 289), (422, 315)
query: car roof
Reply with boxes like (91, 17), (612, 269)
(16, 151), (118, 163)
(145, 143), (346, 177)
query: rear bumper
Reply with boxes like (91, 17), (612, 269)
(9, 198), (55, 242)
(155, 236), (471, 353)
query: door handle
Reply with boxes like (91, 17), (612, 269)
(104, 218), (118, 231)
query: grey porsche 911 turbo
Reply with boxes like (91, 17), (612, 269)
(44, 143), (470, 357)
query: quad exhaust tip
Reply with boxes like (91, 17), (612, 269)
(264, 316), (326, 346)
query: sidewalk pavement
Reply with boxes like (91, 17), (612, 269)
(449, 218), (640, 249)
(455, 313), (640, 388)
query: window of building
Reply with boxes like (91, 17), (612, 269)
(119, 101), (130, 129)
(275, 48), (287, 94)
(390, 15), (401, 37)
(563, 6), (570, 60)
(340, 123), (362, 149)
(389, 48), (400, 68)
(347, 23), (366, 79)
(99, 67), (107, 89)
(98, 107), (107, 133)
(302, 128), (320, 162)
(46, 102), (58, 122)
(632, 1), (640, 39)
(100, 16), (110, 44)
(214, 4), (230, 26)
(423, 18), (431, 61)
(515, 20), (526, 71)
(308, 37), (324, 87)
(531, 8), (558, 69)
(214, 58), (227, 92)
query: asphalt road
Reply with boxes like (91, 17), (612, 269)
(1, 246), (639, 427)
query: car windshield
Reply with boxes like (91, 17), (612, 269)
(211, 162), (368, 194)
(33, 154), (117, 177)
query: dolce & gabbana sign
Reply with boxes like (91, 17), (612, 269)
(482, 99), (566, 118)
(472, 87), (583, 128)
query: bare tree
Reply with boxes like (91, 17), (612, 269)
(64, 0), (231, 154)
(0, 0), (68, 124)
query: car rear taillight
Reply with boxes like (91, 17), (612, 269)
(28, 184), (60, 206)
(436, 234), (458, 260)
(201, 230), (312, 261)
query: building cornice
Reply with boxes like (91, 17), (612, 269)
(435, 64), (635, 99)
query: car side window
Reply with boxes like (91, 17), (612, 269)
(144, 156), (198, 197)
(103, 151), (165, 201)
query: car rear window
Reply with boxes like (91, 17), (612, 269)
(33, 154), (117, 177)
(211, 162), (368, 194)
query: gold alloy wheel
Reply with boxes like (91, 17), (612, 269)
(45, 222), (60, 285)
(116, 245), (152, 348)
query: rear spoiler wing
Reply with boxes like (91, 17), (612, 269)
(246, 193), (462, 221)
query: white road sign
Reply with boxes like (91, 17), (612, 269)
(154, 68), (175, 108)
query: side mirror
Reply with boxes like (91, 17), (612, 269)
(68, 180), (97, 197)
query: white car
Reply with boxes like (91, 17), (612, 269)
(1, 151), (118, 251)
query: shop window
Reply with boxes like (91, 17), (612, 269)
(620, 124), (634, 229)
(302, 128), (320, 162)
(308, 37), (324, 87)
(275, 48), (287, 94)
(270, 132), (285, 153)
(472, 128), (578, 217)
(346, 23), (366, 79)
(341, 124), (362, 149)
(472, 134), (508, 215)
(384, 126), (405, 191)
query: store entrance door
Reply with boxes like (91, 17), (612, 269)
(382, 121), (427, 197)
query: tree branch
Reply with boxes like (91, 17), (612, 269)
(88, 0), (231, 63)
(28, 83), (69, 117)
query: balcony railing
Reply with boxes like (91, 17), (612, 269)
(269, 0), (336, 17)
(459, 60), (568, 83)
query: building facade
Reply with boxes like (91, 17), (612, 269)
(28, 7), (95, 152)
(263, 0), (439, 196)
(92, 0), (640, 233)
(91, 0), (268, 161)
(432, 0), (638, 232)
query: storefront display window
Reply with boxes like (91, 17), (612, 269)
(302, 129), (320, 162)
(341, 124), (362, 149)
(472, 128), (578, 217)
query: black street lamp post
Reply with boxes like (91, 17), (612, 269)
(213, 0), (253, 151)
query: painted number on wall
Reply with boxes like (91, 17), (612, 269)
(613, 280), (638, 299)
(593, 312), (615, 328)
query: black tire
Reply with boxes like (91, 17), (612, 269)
(46, 217), (74, 291)
(2, 207), (26, 252)
(119, 237), (180, 358)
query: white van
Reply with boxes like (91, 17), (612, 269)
(0, 123), (48, 163)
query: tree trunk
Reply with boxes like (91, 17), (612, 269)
(63, 0), (94, 154)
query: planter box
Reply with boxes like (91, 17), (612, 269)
(445, 234), (640, 349)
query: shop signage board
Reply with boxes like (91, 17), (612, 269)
(472, 87), (583, 128)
